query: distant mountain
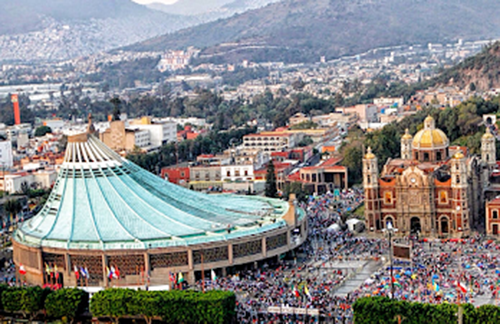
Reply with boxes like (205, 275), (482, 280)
(433, 42), (500, 91)
(0, 0), (198, 62)
(147, 0), (282, 23)
(147, 0), (235, 16)
(129, 0), (500, 64)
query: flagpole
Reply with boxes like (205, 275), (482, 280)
(201, 250), (205, 293)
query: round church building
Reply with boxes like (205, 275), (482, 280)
(13, 128), (307, 287)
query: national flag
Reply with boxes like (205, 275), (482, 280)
(74, 266), (80, 280)
(292, 284), (300, 298)
(455, 281), (467, 293)
(80, 267), (86, 278)
(169, 272), (175, 283)
(45, 263), (51, 275)
(304, 284), (311, 299)
(111, 266), (118, 279)
(19, 264), (26, 275)
(54, 264), (59, 279)
(106, 266), (111, 279)
(211, 269), (217, 281)
(178, 272), (184, 284)
(432, 279), (440, 292)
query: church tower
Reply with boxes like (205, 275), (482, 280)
(401, 128), (412, 160)
(363, 147), (381, 231)
(450, 152), (470, 236)
(481, 127), (496, 170)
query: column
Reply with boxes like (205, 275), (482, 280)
(262, 237), (267, 258)
(228, 244), (233, 265)
(102, 255), (107, 287)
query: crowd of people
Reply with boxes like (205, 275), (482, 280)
(195, 188), (385, 323)
(195, 188), (500, 323)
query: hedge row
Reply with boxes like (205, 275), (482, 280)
(0, 285), (235, 324)
(353, 297), (500, 324)
(0, 286), (88, 322)
(90, 289), (236, 324)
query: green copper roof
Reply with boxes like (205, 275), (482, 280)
(14, 134), (292, 250)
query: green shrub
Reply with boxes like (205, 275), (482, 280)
(45, 288), (89, 322)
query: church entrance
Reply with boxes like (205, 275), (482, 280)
(493, 224), (498, 235)
(440, 218), (449, 234)
(410, 217), (421, 234)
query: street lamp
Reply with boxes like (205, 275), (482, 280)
(382, 221), (398, 299)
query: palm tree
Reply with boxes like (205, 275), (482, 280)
(4, 199), (21, 225)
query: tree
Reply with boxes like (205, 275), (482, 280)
(45, 288), (89, 324)
(4, 199), (22, 224)
(265, 160), (278, 198)
(34, 126), (52, 137)
(109, 97), (122, 121)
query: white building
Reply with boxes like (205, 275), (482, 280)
(0, 140), (13, 167)
(373, 97), (404, 108)
(242, 133), (297, 152)
(1, 169), (57, 194)
(221, 165), (255, 182)
(130, 117), (177, 147)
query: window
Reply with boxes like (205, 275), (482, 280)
(195, 172), (200, 180)
(244, 170), (248, 176)
(415, 152), (419, 160)
(180, 171), (185, 177)
(384, 191), (392, 204)
(312, 174), (317, 182)
(436, 152), (442, 161)
(439, 191), (447, 204)
(423, 152), (429, 161)
(493, 210), (498, 219)
(456, 175), (460, 184)
(235, 169), (240, 177)
(226, 170), (231, 177)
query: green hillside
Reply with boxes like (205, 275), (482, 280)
(127, 0), (500, 63)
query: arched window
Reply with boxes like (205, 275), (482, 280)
(493, 210), (498, 219)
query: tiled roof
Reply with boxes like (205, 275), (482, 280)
(14, 133), (290, 250)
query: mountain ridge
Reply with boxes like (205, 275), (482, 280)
(127, 0), (500, 63)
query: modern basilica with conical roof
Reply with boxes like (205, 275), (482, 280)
(13, 122), (307, 287)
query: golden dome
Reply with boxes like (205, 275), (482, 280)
(364, 147), (376, 159)
(453, 151), (465, 159)
(401, 128), (412, 140)
(412, 115), (449, 149)
(483, 127), (495, 139)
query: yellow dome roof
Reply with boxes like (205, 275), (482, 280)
(401, 128), (412, 140)
(364, 147), (376, 159)
(483, 128), (495, 139)
(453, 151), (465, 159)
(412, 115), (449, 149)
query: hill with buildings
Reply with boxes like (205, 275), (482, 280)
(433, 42), (500, 91)
(129, 0), (500, 63)
(0, 0), (197, 62)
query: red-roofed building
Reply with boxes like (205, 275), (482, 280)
(288, 157), (348, 194)
(161, 166), (190, 185)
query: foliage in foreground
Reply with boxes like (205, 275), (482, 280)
(353, 296), (500, 324)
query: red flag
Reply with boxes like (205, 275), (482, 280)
(19, 264), (27, 275)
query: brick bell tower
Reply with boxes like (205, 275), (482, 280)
(450, 151), (470, 236)
(363, 147), (381, 232)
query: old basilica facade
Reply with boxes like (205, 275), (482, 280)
(363, 115), (497, 237)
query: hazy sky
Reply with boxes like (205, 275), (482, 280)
(133, 0), (178, 5)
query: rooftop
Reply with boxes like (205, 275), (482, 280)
(14, 131), (293, 251)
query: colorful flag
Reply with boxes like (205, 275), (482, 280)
(45, 263), (51, 275)
(292, 284), (300, 298)
(80, 267), (87, 278)
(455, 281), (467, 293)
(178, 272), (184, 284)
(304, 284), (311, 299)
(169, 272), (175, 283)
(19, 264), (26, 275)
(111, 266), (118, 279)
(74, 266), (80, 280)
(106, 266), (111, 279)
(211, 269), (217, 281)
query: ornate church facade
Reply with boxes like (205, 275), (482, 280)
(363, 116), (496, 237)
